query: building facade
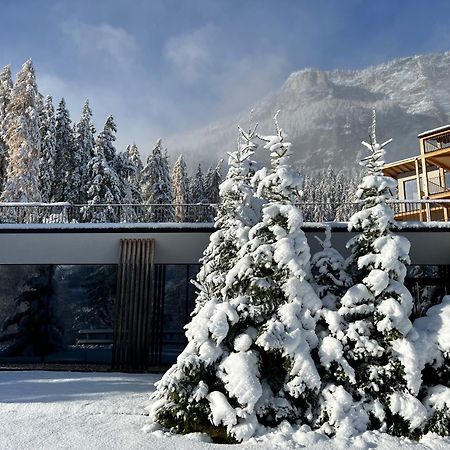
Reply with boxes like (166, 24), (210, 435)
(0, 223), (448, 371)
(383, 124), (450, 221)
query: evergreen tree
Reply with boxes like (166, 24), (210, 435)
(38, 96), (56, 203)
(115, 148), (143, 221)
(149, 124), (262, 442)
(0, 266), (64, 357)
(205, 160), (223, 221)
(1, 59), (41, 205)
(149, 114), (322, 442)
(0, 65), (13, 192)
(52, 98), (74, 202)
(127, 143), (143, 181)
(74, 100), (95, 204)
(316, 111), (421, 437)
(172, 154), (189, 222)
(83, 116), (122, 222)
(141, 139), (174, 222)
(190, 163), (207, 222)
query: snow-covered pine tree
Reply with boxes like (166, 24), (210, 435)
(172, 154), (189, 222)
(83, 116), (123, 223)
(1, 59), (41, 207)
(414, 296), (450, 437)
(141, 139), (174, 222)
(115, 149), (143, 221)
(0, 65), (13, 192)
(205, 160), (223, 221)
(190, 163), (208, 221)
(38, 96), (56, 203)
(52, 98), (74, 202)
(311, 226), (352, 311)
(316, 111), (422, 438)
(127, 143), (143, 181)
(148, 124), (263, 442)
(74, 100), (96, 204)
(0, 266), (64, 357)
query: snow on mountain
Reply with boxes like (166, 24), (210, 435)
(167, 52), (450, 171)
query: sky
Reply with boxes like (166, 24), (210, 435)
(1, 0), (450, 158)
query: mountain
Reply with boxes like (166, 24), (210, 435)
(166, 52), (450, 171)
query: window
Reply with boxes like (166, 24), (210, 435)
(403, 179), (418, 200)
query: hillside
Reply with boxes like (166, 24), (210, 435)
(167, 52), (450, 171)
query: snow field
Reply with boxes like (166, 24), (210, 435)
(0, 371), (449, 450)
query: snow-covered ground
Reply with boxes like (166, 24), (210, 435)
(0, 371), (449, 450)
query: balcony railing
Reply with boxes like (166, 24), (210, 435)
(424, 131), (450, 153)
(428, 176), (450, 195)
(0, 200), (448, 224)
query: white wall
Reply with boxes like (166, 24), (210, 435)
(0, 224), (447, 266)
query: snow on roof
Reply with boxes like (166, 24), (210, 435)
(417, 124), (450, 138)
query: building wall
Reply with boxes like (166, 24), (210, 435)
(0, 224), (447, 266)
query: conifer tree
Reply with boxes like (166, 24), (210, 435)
(316, 111), (422, 437)
(127, 143), (143, 181)
(74, 100), (95, 204)
(115, 149), (143, 221)
(205, 160), (223, 221)
(149, 114), (322, 442)
(172, 154), (189, 222)
(0, 65), (13, 192)
(1, 59), (41, 204)
(0, 266), (64, 357)
(190, 163), (207, 221)
(148, 124), (262, 442)
(52, 98), (74, 202)
(39, 96), (56, 203)
(141, 139), (174, 222)
(83, 116), (122, 222)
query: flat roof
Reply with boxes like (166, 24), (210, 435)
(417, 124), (450, 139)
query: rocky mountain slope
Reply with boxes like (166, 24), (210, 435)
(167, 52), (450, 171)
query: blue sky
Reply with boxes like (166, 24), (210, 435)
(2, 0), (450, 156)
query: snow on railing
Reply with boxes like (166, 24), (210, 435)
(0, 200), (448, 224)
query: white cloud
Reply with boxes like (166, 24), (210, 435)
(63, 21), (140, 68)
(164, 24), (215, 82)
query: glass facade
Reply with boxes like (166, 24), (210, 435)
(0, 264), (200, 367)
(0, 262), (447, 368)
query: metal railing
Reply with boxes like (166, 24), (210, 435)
(0, 200), (448, 224)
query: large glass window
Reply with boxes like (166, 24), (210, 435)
(0, 265), (117, 365)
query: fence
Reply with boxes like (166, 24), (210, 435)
(0, 200), (449, 224)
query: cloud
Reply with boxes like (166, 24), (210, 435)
(164, 24), (216, 82)
(63, 21), (140, 68)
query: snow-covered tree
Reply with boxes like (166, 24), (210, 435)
(141, 139), (174, 222)
(189, 163), (208, 221)
(115, 148), (143, 221)
(127, 143), (143, 181)
(0, 65), (13, 192)
(172, 154), (189, 222)
(74, 100), (96, 204)
(413, 296), (450, 437)
(1, 59), (41, 204)
(204, 160), (223, 221)
(149, 113), (322, 442)
(38, 96), (56, 203)
(52, 98), (73, 202)
(311, 226), (352, 311)
(148, 124), (262, 442)
(0, 266), (64, 357)
(83, 116), (123, 222)
(316, 111), (421, 438)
